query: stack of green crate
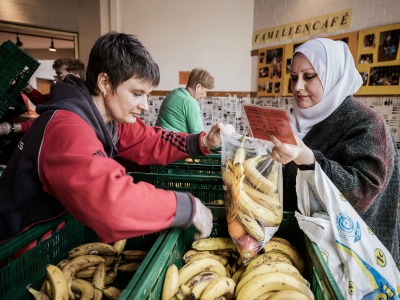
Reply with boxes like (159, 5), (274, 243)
(120, 207), (345, 300)
(0, 214), (165, 300)
(150, 153), (222, 176)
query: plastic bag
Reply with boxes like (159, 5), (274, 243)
(221, 132), (283, 264)
(295, 162), (400, 300)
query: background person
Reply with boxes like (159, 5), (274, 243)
(156, 68), (214, 133)
(0, 32), (228, 244)
(22, 57), (86, 105)
(268, 38), (400, 267)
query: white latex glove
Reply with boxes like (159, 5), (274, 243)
(192, 197), (213, 240)
(202, 123), (235, 149)
(269, 135), (315, 165)
(217, 123), (235, 137)
(0, 122), (11, 135)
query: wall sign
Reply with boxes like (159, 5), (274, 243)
(252, 9), (352, 45)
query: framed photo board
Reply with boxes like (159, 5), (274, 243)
(257, 45), (285, 97)
(356, 23), (400, 95)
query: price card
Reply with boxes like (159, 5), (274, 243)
(243, 105), (296, 145)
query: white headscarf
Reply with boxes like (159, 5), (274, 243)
(292, 38), (363, 138)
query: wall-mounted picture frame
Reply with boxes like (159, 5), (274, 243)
(356, 23), (400, 95)
(257, 45), (285, 97)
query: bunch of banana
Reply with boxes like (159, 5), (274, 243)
(222, 135), (284, 263)
(230, 235), (313, 300)
(27, 239), (149, 300)
(162, 239), (241, 300)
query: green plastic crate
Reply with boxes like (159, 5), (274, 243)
(0, 40), (40, 118)
(174, 153), (221, 165)
(129, 172), (224, 204)
(0, 214), (164, 300)
(121, 207), (344, 300)
(150, 163), (221, 176)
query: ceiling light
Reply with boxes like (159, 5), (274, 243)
(49, 38), (57, 52)
(16, 34), (23, 47)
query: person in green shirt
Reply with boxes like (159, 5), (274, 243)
(156, 68), (214, 133)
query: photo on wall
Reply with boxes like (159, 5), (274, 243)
(363, 34), (376, 49)
(270, 64), (282, 79)
(378, 29), (400, 62)
(266, 48), (283, 64)
(259, 67), (269, 78)
(369, 65), (400, 86)
(259, 52), (265, 64)
(359, 54), (373, 64)
(286, 59), (292, 73)
(360, 72), (369, 86)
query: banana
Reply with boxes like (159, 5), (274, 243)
(75, 265), (106, 278)
(190, 279), (214, 299)
(62, 255), (105, 299)
(185, 271), (220, 288)
(118, 261), (141, 272)
(244, 156), (277, 194)
(46, 264), (69, 300)
(71, 278), (95, 300)
(112, 239), (127, 256)
(231, 267), (246, 284)
(263, 240), (305, 274)
(68, 242), (117, 258)
(102, 286), (121, 299)
(236, 272), (314, 300)
(105, 270), (117, 285)
(267, 289), (312, 300)
(232, 134), (247, 178)
(236, 209), (265, 241)
(242, 180), (281, 210)
(26, 284), (51, 300)
(245, 251), (292, 272)
(92, 262), (106, 291)
(121, 249), (149, 261)
(192, 237), (237, 251)
(178, 258), (228, 286)
(200, 276), (236, 300)
(162, 264), (179, 300)
(270, 236), (291, 246)
(93, 288), (103, 300)
(236, 262), (309, 297)
(238, 186), (282, 226)
(258, 292), (276, 299)
(56, 258), (70, 269)
(176, 283), (191, 300)
(40, 278), (51, 298)
(185, 252), (229, 266)
(102, 255), (117, 266)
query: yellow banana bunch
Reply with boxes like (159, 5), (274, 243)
(185, 251), (229, 266)
(92, 262), (106, 291)
(243, 156), (277, 194)
(236, 209), (265, 241)
(235, 261), (309, 297)
(121, 249), (149, 261)
(245, 251), (293, 272)
(192, 237), (237, 251)
(267, 290), (313, 300)
(236, 272), (315, 300)
(112, 239), (127, 256)
(178, 257), (228, 286)
(232, 134), (247, 178)
(68, 242), (117, 258)
(263, 239), (305, 274)
(62, 255), (105, 298)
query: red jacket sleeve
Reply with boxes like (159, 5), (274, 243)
(25, 89), (51, 105)
(39, 111), (194, 242)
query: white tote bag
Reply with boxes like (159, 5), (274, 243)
(295, 162), (400, 300)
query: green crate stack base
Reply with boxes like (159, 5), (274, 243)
(130, 172), (224, 204)
(0, 214), (164, 300)
(121, 207), (345, 300)
(0, 40), (40, 118)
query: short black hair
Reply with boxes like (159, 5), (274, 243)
(86, 32), (160, 95)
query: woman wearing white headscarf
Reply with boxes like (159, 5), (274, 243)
(269, 38), (400, 267)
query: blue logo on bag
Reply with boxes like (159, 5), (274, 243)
(336, 212), (361, 242)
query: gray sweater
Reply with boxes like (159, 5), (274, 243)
(283, 96), (400, 268)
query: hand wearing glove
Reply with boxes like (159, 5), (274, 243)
(0, 122), (11, 136)
(192, 197), (213, 240)
(269, 134), (315, 166)
(202, 123), (236, 149)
